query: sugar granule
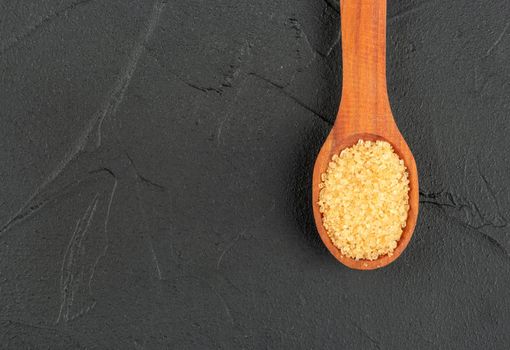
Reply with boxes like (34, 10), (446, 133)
(318, 140), (410, 260)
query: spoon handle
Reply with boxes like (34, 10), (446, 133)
(338, 0), (391, 124)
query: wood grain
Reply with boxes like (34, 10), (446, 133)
(312, 0), (419, 270)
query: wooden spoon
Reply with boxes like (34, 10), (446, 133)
(312, 0), (419, 270)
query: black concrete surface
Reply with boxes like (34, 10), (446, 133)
(1, 0), (509, 349)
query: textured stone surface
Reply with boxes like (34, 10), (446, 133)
(1, 0), (509, 348)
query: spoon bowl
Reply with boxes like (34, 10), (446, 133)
(312, 0), (419, 270)
(312, 131), (419, 270)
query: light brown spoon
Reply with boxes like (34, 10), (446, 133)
(312, 0), (419, 270)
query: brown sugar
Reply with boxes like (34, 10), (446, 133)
(318, 140), (410, 260)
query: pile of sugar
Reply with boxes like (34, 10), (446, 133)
(318, 140), (410, 260)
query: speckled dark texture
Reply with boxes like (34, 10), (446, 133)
(1, 0), (509, 349)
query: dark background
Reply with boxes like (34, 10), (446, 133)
(1, 0), (509, 349)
